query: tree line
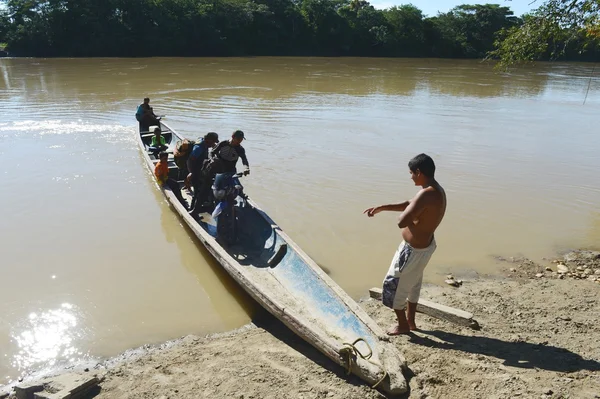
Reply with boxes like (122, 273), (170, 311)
(0, 0), (598, 62)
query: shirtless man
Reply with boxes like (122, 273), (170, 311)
(364, 153), (446, 335)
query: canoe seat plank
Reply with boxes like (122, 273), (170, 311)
(268, 243), (288, 268)
(151, 157), (175, 164)
(140, 131), (171, 137)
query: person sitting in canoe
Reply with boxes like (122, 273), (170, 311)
(136, 97), (161, 132)
(155, 151), (188, 209)
(187, 132), (219, 217)
(148, 127), (168, 159)
(174, 137), (196, 191)
(212, 130), (250, 175)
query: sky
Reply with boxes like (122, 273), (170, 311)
(369, 0), (537, 16)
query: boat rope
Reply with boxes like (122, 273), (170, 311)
(340, 338), (388, 389)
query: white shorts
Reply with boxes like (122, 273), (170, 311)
(382, 239), (437, 310)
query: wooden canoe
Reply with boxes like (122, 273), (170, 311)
(136, 121), (408, 396)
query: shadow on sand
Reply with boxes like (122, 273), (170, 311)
(253, 312), (414, 399)
(409, 329), (600, 373)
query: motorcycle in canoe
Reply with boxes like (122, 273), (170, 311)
(136, 121), (409, 396)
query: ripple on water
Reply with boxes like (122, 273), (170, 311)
(0, 120), (136, 143)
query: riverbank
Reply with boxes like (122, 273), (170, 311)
(2, 250), (599, 399)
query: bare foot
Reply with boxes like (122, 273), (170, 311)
(406, 302), (419, 331)
(386, 325), (411, 336)
(390, 308), (411, 335)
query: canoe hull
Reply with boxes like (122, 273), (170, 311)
(136, 122), (408, 396)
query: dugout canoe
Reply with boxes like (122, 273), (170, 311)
(136, 121), (408, 396)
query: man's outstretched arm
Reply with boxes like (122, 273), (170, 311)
(364, 201), (411, 217)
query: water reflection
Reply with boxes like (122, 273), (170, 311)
(0, 58), (596, 112)
(10, 303), (87, 380)
(423, 62), (550, 98)
(0, 62), (11, 91)
(157, 189), (259, 328)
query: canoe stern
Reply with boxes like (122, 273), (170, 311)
(339, 338), (408, 396)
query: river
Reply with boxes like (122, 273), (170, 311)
(1, 57), (598, 383)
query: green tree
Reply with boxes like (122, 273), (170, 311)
(300, 0), (350, 54)
(428, 4), (519, 58)
(0, 0), (596, 59)
(492, 0), (600, 66)
(338, 0), (387, 54)
(382, 4), (426, 56)
(3, 0), (54, 55)
(0, 10), (10, 45)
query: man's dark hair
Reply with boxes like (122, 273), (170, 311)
(159, 151), (168, 159)
(408, 153), (435, 178)
(144, 97), (150, 102)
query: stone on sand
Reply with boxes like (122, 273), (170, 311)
(557, 264), (569, 274)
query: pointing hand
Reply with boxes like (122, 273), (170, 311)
(363, 207), (380, 217)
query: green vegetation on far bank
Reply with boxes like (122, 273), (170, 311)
(0, 0), (598, 63)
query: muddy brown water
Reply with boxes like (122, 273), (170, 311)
(1, 57), (598, 383)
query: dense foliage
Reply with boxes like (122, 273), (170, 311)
(491, 0), (600, 66)
(0, 0), (597, 60)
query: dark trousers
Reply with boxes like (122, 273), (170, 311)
(178, 165), (188, 182)
(141, 114), (160, 130)
(149, 145), (168, 158)
(190, 177), (212, 215)
(164, 178), (187, 209)
(138, 114), (161, 132)
(190, 177), (202, 210)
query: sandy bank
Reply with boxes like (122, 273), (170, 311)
(2, 251), (599, 399)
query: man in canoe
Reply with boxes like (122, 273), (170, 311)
(364, 153), (446, 335)
(187, 132), (219, 217)
(136, 97), (161, 131)
(211, 130), (250, 175)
